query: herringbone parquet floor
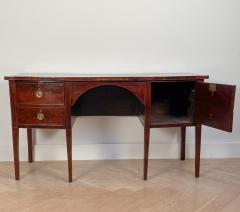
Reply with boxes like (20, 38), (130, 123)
(0, 159), (240, 212)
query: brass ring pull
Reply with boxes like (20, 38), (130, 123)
(37, 112), (45, 121)
(35, 89), (43, 98)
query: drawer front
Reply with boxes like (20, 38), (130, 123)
(17, 107), (65, 127)
(16, 82), (64, 105)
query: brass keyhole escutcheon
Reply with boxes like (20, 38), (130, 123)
(37, 112), (45, 121)
(209, 84), (216, 96)
(36, 89), (43, 98)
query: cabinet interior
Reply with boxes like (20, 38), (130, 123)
(71, 85), (143, 116)
(150, 81), (196, 127)
(71, 82), (196, 127)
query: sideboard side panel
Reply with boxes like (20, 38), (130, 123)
(9, 81), (18, 128)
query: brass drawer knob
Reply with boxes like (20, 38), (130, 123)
(35, 89), (43, 98)
(37, 112), (45, 121)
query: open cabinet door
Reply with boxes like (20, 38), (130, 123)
(195, 82), (236, 132)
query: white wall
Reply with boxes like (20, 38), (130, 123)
(0, 0), (240, 161)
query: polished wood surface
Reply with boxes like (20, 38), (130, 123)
(16, 82), (64, 106)
(0, 159), (240, 212)
(27, 128), (33, 163)
(143, 82), (151, 180)
(66, 129), (72, 183)
(195, 82), (236, 132)
(4, 72), (209, 81)
(5, 73), (236, 182)
(181, 126), (186, 160)
(12, 127), (19, 180)
(18, 107), (65, 127)
(195, 124), (202, 178)
(71, 81), (146, 105)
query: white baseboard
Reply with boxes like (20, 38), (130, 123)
(1, 142), (240, 161)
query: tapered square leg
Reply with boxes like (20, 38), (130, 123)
(66, 129), (72, 182)
(181, 126), (186, 160)
(27, 128), (33, 163)
(195, 124), (202, 178)
(12, 127), (20, 180)
(143, 127), (150, 180)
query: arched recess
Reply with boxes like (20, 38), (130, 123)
(70, 82), (146, 116)
(71, 82), (146, 106)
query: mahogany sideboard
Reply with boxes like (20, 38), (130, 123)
(4, 73), (236, 182)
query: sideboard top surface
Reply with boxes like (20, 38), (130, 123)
(4, 73), (209, 81)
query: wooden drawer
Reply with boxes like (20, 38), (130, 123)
(17, 107), (65, 127)
(16, 82), (64, 105)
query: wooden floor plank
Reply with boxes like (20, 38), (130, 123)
(0, 159), (240, 212)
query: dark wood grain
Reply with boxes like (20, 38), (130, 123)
(17, 107), (65, 127)
(71, 82), (146, 105)
(143, 82), (151, 180)
(181, 126), (186, 161)
(66, 129), (72, 182)
(9, 81), (20, 180)
(195, 82), (236, 132)
(16, 82), (64, 106)
(195, 124), (202, 178)
(9, 81), (17, 127)
(146, 114), (194, 128)
(143, 127), (150, 181)
(65, 83), (73, 182)
(12, 127), (19, 180)
(64, 82), (72, 130)
(27, 128), (33, 163)
(4, 73), (209, 81)
(4, 73), (236, 182)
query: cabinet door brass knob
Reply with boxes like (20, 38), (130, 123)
(37, 112), (45, 121)
(35, 89), (43, 98)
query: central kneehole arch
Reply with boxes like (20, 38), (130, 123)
(71, 85), (144, 116)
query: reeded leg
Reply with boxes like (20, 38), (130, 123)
(27, 128), (33, 163)
(181, 126), (186, 160)
(66, 129), (72, 182)
(195, 124), (202, 178)
(143, 127), (150, 180)
(12, 127), (20, 180)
